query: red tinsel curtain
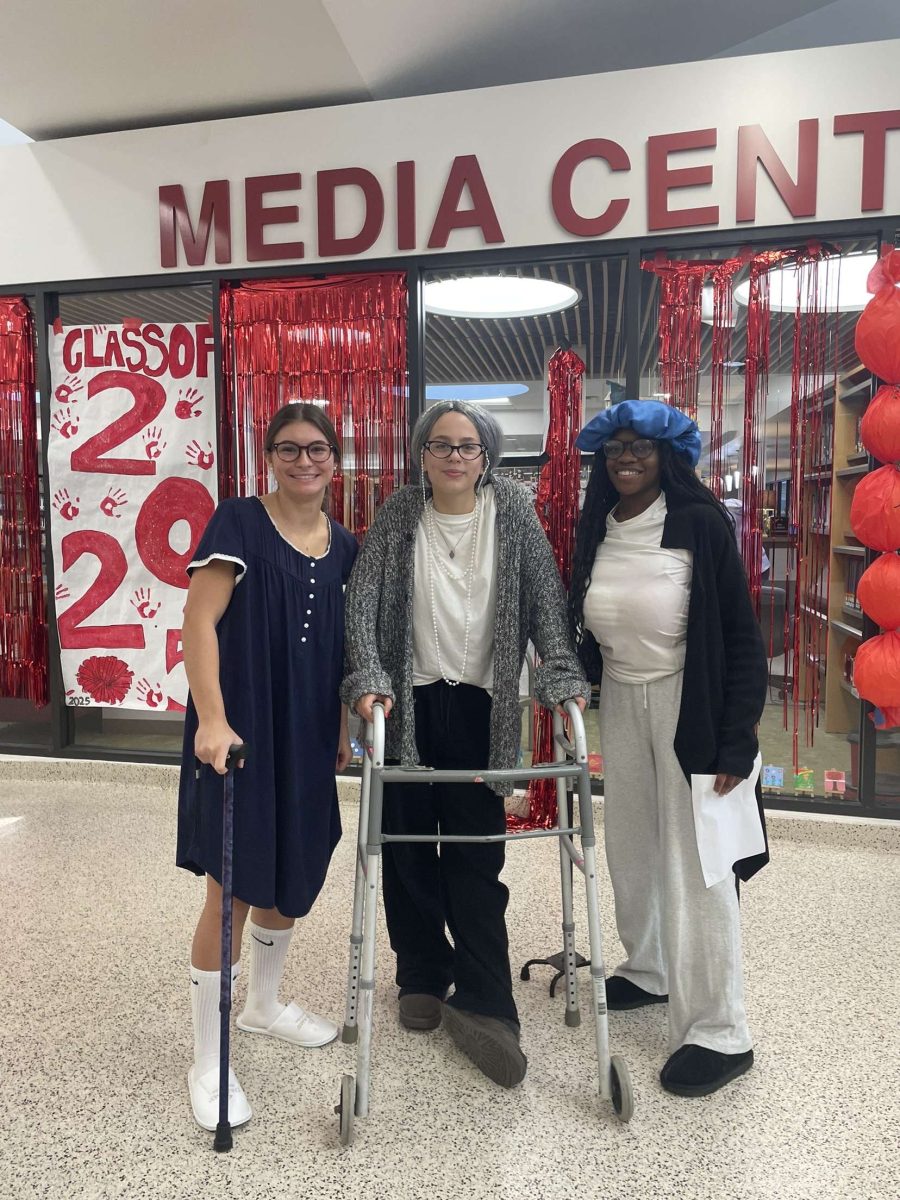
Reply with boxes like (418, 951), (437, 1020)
(220, 273), (408, 538)
(510, 346), (584, 831)
(0, 298), (48, 705)
(642, 257), (709, 419)
(783, 246), (841, 755)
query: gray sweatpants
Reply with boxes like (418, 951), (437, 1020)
(598, 671), (752, 1056)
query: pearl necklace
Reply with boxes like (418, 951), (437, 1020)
(423, 492), (481, 685)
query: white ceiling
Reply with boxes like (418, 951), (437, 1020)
(3, 0), (900, 141)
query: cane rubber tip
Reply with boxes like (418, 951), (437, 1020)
(341, 1024), (359, 1044)
(565, 1009), (581, 1028)
(213, 1122), (233, 1152)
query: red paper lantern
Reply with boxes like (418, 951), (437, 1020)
(860, 384), (900, 464)
(853, 630), (900, 708)
(855, 251), (900, 383)
(850, 464), (900, 551)
(857, 553), (900, 629)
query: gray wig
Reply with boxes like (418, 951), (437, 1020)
(410, 400), (504, 487)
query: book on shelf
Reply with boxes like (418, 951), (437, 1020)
(844, 557), (865, 610)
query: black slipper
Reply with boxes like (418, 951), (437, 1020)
(605, 976), (668, 1010)
(660, 1044), (754, 1096)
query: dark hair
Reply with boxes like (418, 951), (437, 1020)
(263, 402), (341, 458)
(569, 440), (735, 657)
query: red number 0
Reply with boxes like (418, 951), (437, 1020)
(70, 370), (166, 476)
(135, 477), (216, 588)
(57, 530), (146, 650)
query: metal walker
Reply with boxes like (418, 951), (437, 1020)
(334, 700), (633, 1144)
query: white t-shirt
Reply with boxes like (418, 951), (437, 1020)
(413, 485), (498, 690)
(583, 492), (693, 684)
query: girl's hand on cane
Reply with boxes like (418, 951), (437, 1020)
(336, 725), (353, 772)
(356, 693), (393, 723)
(195, 721), (245, 775)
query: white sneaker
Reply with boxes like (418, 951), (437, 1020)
(188, 1063), (252, 1132)
(237, 1000), (338, 1048)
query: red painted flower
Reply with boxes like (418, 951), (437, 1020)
(75, 655), (134, 704)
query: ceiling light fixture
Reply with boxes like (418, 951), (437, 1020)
(733, 251), (888, 313)
(424, 276), (580, 319)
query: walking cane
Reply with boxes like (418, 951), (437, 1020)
(213, 742), (249, 1153)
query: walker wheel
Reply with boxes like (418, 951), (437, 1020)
(609, 1055), (634, 1123)
(335, 1074), (355, 1145)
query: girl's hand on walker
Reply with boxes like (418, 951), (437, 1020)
(357, 694), (393, 722)
(555, 696), (587, 716)
(195, 721), (244, 775)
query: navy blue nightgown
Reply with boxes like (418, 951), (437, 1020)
(176, 497), (358, 918)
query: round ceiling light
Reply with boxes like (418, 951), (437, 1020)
(733, 252), (887, 313)
(424, 276), (580, 319)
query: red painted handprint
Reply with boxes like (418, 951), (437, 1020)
(137, 678), (165, 709)
(51, 407), (79, 439)
(55, 583), (71, 601)
(52, 488), (80, 521)
(143, 425), (167, 460)
(54, 375), (83, 404)
(130, 587), (160, 620)
(185, 439), (215, 471)
(174, 387), (203, 419)
(99, 487), (128, 518)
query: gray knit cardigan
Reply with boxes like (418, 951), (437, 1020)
(341, 477), (590, 795)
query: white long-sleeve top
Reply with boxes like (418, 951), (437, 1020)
(583, 492), (693, 684)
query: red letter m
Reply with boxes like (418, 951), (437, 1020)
(159, 181), (232, 268)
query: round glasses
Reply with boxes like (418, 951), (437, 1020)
(424, 440), (485, 460)
(270, 440), (335, 463)
(602, 438), (657, 460)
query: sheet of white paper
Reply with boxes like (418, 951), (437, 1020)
(690, 754), (764, 889)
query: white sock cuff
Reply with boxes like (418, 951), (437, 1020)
(190, 962), (241, 983)
(248, 922), (293, 945)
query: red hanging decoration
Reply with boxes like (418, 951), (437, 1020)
(510, 347), (584, 831)
(850, 244), (900, 730)
(853, 629), (900, 708)
(857, 553), (900, 630)
(860, 384), (900, 464)
(850, 464), (900, 551)
(220, 274), (408, 538)
(854, 247), (900, 381)
(641, 257), (709, 419)
(0, 298), (48, 706)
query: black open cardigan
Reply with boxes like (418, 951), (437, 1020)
(577, 493), (770, 881)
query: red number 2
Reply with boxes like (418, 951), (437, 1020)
(70, 370), (167, 476)
(57, 530), (146, 650)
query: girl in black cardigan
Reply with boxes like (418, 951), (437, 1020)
(570, 400), (768, 1098)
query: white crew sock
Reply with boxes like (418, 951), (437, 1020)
(241, 922), (294, 1028)
(190, 961), (240, 1076)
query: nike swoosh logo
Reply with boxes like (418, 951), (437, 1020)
(191, 978), (199, 985)
(251, 934), (274, 947)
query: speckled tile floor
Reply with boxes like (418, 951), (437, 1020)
(1, 764), (898, 1200)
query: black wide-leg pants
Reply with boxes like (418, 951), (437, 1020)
(381, 680), (518, 1025)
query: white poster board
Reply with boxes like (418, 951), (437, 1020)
(47, 321), (217, 710)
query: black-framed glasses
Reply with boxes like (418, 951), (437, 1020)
(424, 440), (485, 461)
(271, 440), (335, 463)
(602, 438), (657, 460)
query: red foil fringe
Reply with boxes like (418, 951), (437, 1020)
(0, 298), (48, 705)
(509, 347), (584, 831)
(220, 274), (408, 538)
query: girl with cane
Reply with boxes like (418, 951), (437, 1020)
(569, 399), (768, 1098)
(177, 402), (357, 1131)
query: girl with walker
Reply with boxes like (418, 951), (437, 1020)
(177, 402), (357, 1131)
(341, 400), (589, 1089)
(569, 399), (769, 1098)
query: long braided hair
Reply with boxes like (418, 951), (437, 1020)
(569, 440), (735, 673)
